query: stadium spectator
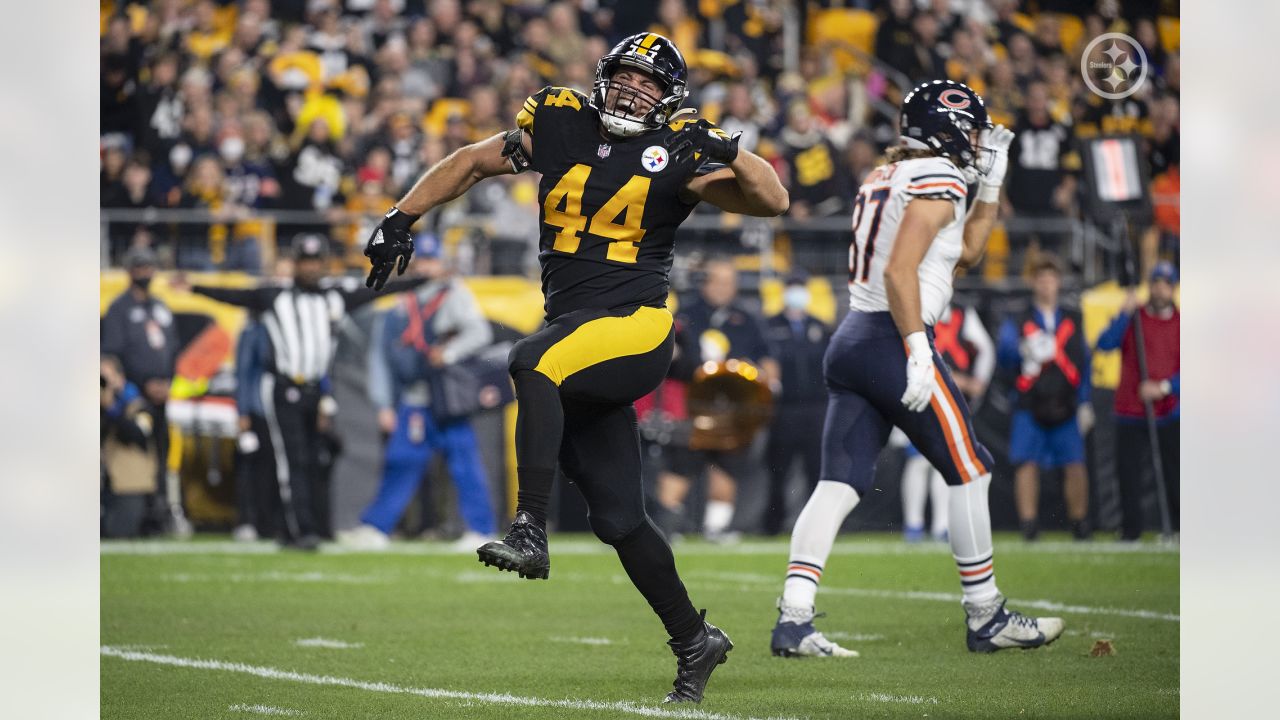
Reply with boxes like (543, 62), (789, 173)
(1006, 81), (1079, 276)
(777, 101), (848, 219)
(997, 255), (1093, 541)
(657, 258), (777, 541)
(760, 271), (830, 536)
(101, 247), (180, 532)
(1096, 263), (1180, 540)
(342, 235), (496, 550)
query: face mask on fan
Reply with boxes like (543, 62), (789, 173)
(783, 286), (810, 312)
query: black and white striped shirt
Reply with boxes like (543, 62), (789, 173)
(194, 278), (425, 384)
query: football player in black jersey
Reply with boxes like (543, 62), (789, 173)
(364, 32), (786, 703)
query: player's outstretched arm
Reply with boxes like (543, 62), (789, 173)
(958, 125), (1015, 270)
(886, 198), (954, 412)
(364, 131), (527, 289)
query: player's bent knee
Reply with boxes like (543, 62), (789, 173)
(588, 513), (647, 546)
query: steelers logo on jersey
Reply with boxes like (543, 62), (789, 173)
(641, 146), (669, 173)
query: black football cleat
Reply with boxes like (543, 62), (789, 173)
(663, 612), (733, 704)
(476, 511), (550, 580)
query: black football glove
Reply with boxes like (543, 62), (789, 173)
(364, 207), (419, 290)
(663, 124), (741, 167)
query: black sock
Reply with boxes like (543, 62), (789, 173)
(612, 519), (704, 644)
(512, 370), (563, 525)
(515, 467), (556, 525)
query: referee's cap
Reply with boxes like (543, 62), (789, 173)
(1150, 261), (1179, 285)
(292, 233), (329, 260)
(123, 246), (158, 269)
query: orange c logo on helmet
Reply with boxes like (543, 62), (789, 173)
(938, 88), (972, 110)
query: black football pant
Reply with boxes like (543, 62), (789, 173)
(507, 305), (703, 642)
(235, 413), (282, 537)
(1115, 418), (1180, 539)
(761, 401), (826, 535)
(259, 374), (322, 541)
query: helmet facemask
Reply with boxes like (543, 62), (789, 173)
(591, 58), (687, 137)
(927, 112), (994, 184)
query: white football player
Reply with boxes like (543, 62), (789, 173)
(770, 80), (1064, 657)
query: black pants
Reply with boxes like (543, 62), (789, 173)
(235, 413), (283, 537)
(761, 401), (826, 535)
(1115, 418), (1180, 538)
(508, 305), (703, 642)
(259, 374), (322, 540)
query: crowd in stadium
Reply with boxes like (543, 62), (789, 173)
(100, 0), (1181, 545)
(101, 0), (1179, 276)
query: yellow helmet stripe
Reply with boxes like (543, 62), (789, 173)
(635, 33), (658, 56)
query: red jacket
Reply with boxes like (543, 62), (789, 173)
(1098, 306), (1180, 420)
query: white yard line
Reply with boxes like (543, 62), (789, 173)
(294, 638), (364, 649)
(549, 636), (616, 646)
(228, 703), (305, 716)
(688, 571), (1180, 623)
(859, 692), (939, 705)
(162, 571), (387, 585)
(100, 647), (799, 720)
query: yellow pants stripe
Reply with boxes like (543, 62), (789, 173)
(534, 306), (673, 386)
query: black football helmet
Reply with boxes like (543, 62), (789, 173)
(590, 32), (689, 137)
(899, 80), (994, 181)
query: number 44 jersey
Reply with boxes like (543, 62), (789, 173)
(515, 85), (728, 321)
(846, 155), (971, 326)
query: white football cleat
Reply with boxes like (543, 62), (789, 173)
(336, 524), (390, 550)
(964, 594), (1064, 652)
(770, 600), (859, 658)
(451, 531), (496, 552)
(231, 524), (259, 542)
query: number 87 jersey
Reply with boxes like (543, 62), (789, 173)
(846, 155), (970, 327)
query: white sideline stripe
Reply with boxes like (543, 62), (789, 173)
(229, 703), (305, 716)
(295, 637), (363, 649)
(689, 572), (1180, 623)
(100, 647), (798, 720)
(825, 632), (885, 642)
(163, 571), (387, 585)
(100, 539), (1179, 557)
(549, 636), (615, 646)
(860, 692), (939, 706)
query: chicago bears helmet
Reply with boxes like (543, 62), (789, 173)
(899, 80), (994, 182)
(590, 32), (689, 137)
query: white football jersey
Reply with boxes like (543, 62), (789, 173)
(846, 156), (969, 326)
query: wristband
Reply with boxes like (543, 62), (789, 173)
(384, 207), (420, 230)
(977, 183), (1001, 204)
(905, 331), (931, 361)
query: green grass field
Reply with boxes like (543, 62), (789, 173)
(101, 534), (1178, 719)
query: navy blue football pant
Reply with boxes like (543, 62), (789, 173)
(362, 403), (495, 535)
(822, 312), (993, 492)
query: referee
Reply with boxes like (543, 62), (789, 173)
(173, 234), (423, 548)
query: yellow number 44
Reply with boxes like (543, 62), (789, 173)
(543, 164), (651, 263)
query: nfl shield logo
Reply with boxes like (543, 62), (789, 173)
(597, 144), (612, 159)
